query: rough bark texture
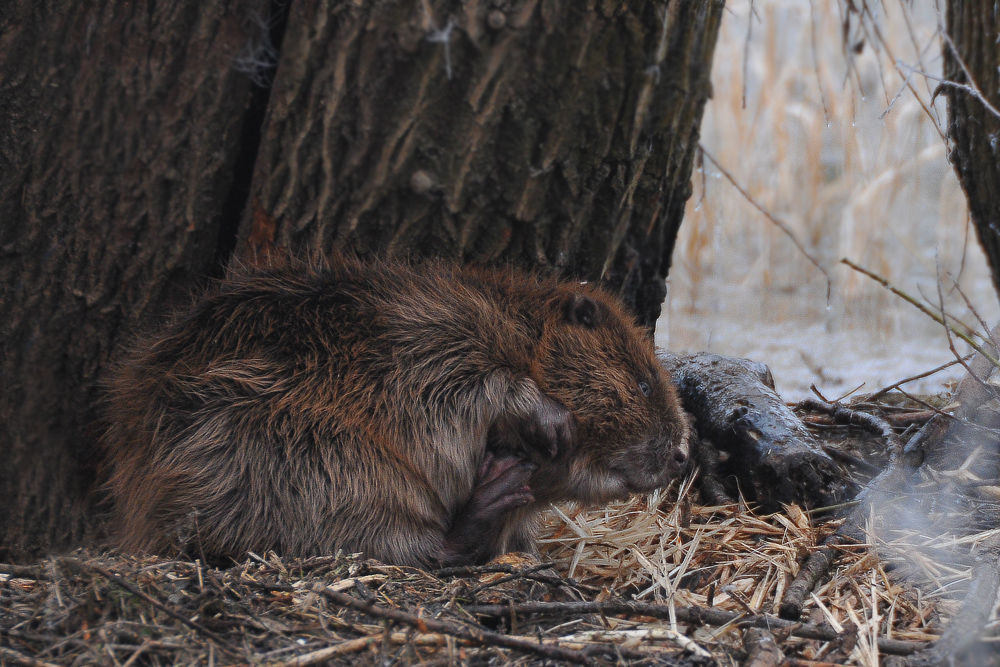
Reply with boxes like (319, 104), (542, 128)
(0, 0), (265, 559)
(945, 0), (1000, 297)
(238, 0), (723, 326)
(0, 0), (723, 560)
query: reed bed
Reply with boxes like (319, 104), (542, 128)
(659, 0), (999, 401)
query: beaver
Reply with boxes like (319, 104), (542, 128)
(102, 256), (690, 567)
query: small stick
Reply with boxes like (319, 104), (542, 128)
(263, 633), (452, 667)
(0, 646), (62, 667)
(949, 279), (998, 355)
(462, 601), (931, 656)
(462, 563), (573, 594)
(741, 0), (755, 109)
(0, 563), (47, 580)
(61, 559), (243, 659)
(799, 398), (902, 454)
(560, 629), (712, 658)
(805, 411), (936, 428)
(435, 563), (543, 577)
(437, 563), (578, 592)
(778, 535), (852, 622)
(868, 356), (971, 402)
(313, 585), (595, 665)
(840, 259), (998, 366)
(702, 145), (831, 298)
(782, 659), (857, 667)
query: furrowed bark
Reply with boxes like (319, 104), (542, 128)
(237, 0), (724, 326)
(0, 0), (723, 558)
(944, 0), (1000, 298)
(0, 0), (266, 559)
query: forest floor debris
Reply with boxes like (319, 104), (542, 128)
(2, 395), (998, 666)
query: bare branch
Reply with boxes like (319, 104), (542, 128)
(700, 145), (831, 300)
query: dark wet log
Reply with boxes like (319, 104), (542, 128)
(237, 0), (725, 326)
(660, 353), (857, 511)
(778, 534), (851, 621)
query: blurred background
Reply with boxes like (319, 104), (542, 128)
(655, 0), (999, 401)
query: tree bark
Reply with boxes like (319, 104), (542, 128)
(0, 0), (722, 560)
(0, 0), (265, 559)
(945, 0), (1000, 299)
(237, 0), (723, 327)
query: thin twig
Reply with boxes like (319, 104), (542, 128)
(857, 1), (892, 105)
(463, 600), (932, 656)
(868, 356), (971, 402)
(841, 259), (999, 367)
(0, 563), (47, 580)
(799, 398), (902, 454)
(0, 646), (62, 667)
(949, 278), (1000, 356)
(262, 634), (448, 667)
(807, 0), (829, 124)
(853, 0), (949, 141)
(742, 0), (755, 109)
(313, 585), (596, 664)
(468, 564), (572, 595)
(701, 145), (831, 299)
(61, 559), (244, 659)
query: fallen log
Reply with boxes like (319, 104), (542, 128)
(661, 353), (858, 511)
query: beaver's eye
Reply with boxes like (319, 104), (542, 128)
(639, 381), (652, 398)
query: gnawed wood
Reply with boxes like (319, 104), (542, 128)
(661, 353), (857, 511)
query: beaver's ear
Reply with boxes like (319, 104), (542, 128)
(563, 294), (602, 329)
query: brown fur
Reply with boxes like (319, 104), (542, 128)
(102, 256), (690, 567)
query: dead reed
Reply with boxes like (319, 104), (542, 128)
(659, 0), (998, 401)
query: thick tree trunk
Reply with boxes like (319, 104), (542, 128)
(238, 0), (723, 326)
(0, 0), (265, 559)
(945, 0), (1000, 298)
(0, 0), (722, 560)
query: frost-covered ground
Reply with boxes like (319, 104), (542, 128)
(656, 269), (999, 402)
(655, 0), (999, 402)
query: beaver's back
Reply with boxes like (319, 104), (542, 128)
(102, 256), (689, 565)
(103, 259), (543, 560)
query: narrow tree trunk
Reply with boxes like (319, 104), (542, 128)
(238, 0), (724, 326)
(0, 0), (265, 559)
(945, 0), (1000, 298)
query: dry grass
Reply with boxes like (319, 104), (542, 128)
(6, 399), (999, 666)
(537, 483), (957, 666)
